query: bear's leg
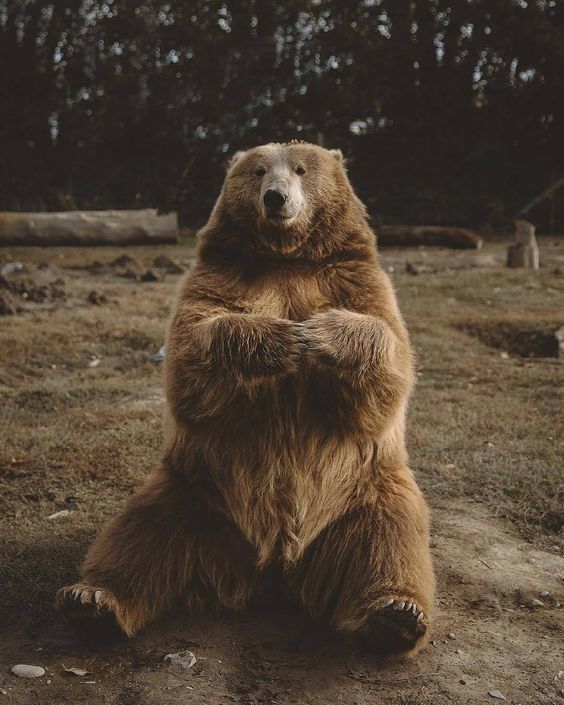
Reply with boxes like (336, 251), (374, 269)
(56, 471), (258, 638)
(289, 473), (434, 656)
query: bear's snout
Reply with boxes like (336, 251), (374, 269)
(263, 188), (288, 214)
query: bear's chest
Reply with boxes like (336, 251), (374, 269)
(241, 264), (345, 321)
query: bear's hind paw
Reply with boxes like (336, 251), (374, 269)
(360, 596), (428, 655)
(56, 583), (124, 641)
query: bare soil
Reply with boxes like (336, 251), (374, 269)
(0, 237), (562, 704)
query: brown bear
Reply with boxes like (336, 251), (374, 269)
(57, 141), (435, 655)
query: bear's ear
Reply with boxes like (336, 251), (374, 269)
(227, 150), (247, 170)
(329, 148), (345, 163)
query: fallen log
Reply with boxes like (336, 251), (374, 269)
(0, 209), (178, 246)
(377, 225), (482, 249)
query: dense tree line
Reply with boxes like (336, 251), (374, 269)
(0, 0), (563, 229)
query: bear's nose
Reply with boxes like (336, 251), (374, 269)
(263, 188), (287, 212)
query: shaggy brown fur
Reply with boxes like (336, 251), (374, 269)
(57, 142), (435, 655)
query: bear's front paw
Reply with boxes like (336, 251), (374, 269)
(295, 311), (349, 368)
(208, 315), (302, 378)
(56, 583), (125, 641)
(229, 319), (307, 378)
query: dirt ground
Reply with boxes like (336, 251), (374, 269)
(0, 237), (563, 704)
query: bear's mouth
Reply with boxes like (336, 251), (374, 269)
(262, 209), (300, 226)
(267, 212), (293, 221)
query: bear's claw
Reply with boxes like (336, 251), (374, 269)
(388, 597), (425, 621)
(59, 584), (109, 609)
(293, 322), (312, 350)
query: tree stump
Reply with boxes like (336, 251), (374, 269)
(506, 220), (539, 269)
(555, 327), (564, 360)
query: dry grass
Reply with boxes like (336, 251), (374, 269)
(398, 257), (564, 544)
(0, 238), (562, 632)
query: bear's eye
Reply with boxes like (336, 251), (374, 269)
(255, 167), (266, 177)
(295, 165), (306, 176)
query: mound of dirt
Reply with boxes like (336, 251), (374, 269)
(66, 254), (185, 282)
(0, 264), (68, 315)
(152, 255), (185, 274)
(86, 290), (108, 305)
(110, 254), (184, 280)
(110, 254), (147, 281)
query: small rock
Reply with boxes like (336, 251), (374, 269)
(530, 598), (544, 607)
(63, 666), (89, 676)
(140, 269), (159, 282)
(11, 664), (45, 679)
(1, 261), (24, 276)
(488, 690), (506, 700)
(448, 632), (456, 640)
(1, 688), (8, 694)
(539, 591), (550, 598)
(88, 358), (100, 368)
(163, 650), (197, 670)
(47, 509), (72, 520)
(151, 345), (166, 364)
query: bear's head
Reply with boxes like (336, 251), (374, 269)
(202, 142), (369, 259)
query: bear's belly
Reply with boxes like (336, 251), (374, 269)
(201, 412), (375, 567)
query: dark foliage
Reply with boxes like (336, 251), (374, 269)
(0, 1), (563, 229)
